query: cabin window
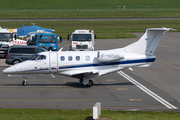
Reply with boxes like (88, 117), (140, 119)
(68, 56), (73, 61)
(60, 56), (65, 61)
(76, 56), (80, 61)
(85, 55), (90, 61)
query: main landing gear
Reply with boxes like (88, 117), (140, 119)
(79, 77), (94, 87)
(22, 76), (27, 86)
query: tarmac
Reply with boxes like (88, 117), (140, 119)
(0, 32), (180, 111)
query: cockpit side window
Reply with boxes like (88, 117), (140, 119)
(29, 54), (46, 60)
(37, 55), (46, 60)
(29, 55), (39, 60)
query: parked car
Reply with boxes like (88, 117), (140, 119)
(5, 46), (47, 65)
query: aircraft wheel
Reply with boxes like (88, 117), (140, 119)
(87, 80), (93, 87)
(22, 80), (27, 86)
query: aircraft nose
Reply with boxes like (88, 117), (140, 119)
(3, 66), (15, 74)
(3, 67), (10, 74)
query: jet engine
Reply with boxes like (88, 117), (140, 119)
(97, 51), (124, 62)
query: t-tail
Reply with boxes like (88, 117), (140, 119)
(124, 27), (176, 55)
(109, 27), (175, 68)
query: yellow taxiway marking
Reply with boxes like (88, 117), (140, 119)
(107, 79), (116, 81)
(117, 88), (128, 90)
(130, 99), (142, 101)
(65, 44), (70, 46)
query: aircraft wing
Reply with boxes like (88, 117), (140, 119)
(60, 70), (99, 76)
(60, 67), (124, 77)
(98, 67), (124, 76)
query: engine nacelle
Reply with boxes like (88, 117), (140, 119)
(97, 51), (124, 62)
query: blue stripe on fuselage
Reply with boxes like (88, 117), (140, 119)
(59, 58), (156, 69)
(20, 58), (155, 72)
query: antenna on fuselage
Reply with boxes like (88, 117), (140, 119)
(59, 47), (63, 51)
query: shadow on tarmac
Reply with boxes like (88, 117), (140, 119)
(0, 82), (134, 88)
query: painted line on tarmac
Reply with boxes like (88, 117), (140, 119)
(117, 71), (178, 109)
(0, 87), (85, 90)
(0, 99), (96, 101)
(107, 79), (116, 81)
(117, 88), (128, 90)
(130, 99), (142, 101)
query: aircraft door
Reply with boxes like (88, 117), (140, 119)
(49, 52), (58, 72)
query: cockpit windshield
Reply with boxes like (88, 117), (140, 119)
(36, 35), (57, 43)
(29, 54), (46, 60)
(72, 34), (91, 41)
(0, 33), (13, 42)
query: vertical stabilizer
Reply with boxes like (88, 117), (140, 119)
(124, 27), (175, 55)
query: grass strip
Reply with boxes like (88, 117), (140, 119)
(0, 20), (179, 39)
(1, 0), (180, 18)
(0, 108), (179, 120)
(1, 8), (180, 18)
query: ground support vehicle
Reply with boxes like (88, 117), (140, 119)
(0, 28), (13, 57)
(69, 29), (96, 51)
(0, 44), (9, 57)
(0, 27), (28, 57)
(27, 31), (61, 51)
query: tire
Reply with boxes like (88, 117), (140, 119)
(13, 59), (21, 65)
(22, 80), (27, 86)
(87, 80), (93, 87)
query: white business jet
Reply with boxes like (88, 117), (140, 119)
(3, 27), (175, 87)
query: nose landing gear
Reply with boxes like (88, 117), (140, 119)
(22, 76), (27, 86)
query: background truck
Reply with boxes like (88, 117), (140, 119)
(27, 31), (62, 51)
(0, 27), (27, 57)
(0, 28), (13, 57)
(69, 29), (96, 51)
